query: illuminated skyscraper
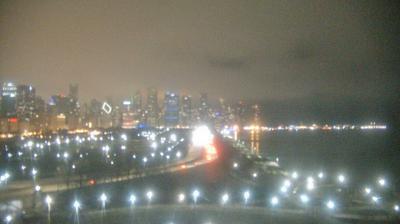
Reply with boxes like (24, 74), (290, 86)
(146, 88), (159, 127)
(1, 82), (17, 117)
(180, 95), (192, 126)
(16, 85), (36, 121)
(164, 92), (179, 127)
(198, 93), (209, 122)
(121, 100), (138, 129)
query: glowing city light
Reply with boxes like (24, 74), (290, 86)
(100, 193), (108, 208)
(192, 189), (200, 203)
(270, 196), (279, 206)
(45, 195), (53, 207)
(192, 126), (214, 147)
(243, 190), (250, 205)
(337, 174), (346, 184)
(4, 215), (12, 223)
(221, 193), (229, 205)
(378, 178), (386, 187)
(31, 168), (38, 177)
(129, 194), (136, 206)
(35, 185), (41, 192)
(326, 200), (335, 210)
(372, 195), (379, 204)
(300, 194), (309, 204)
(73, 200), (81, 211)
(146, 191), (154, 202)
(178, 193), (185, 203)
(318, 172), (324, 179)
(121, 134), (127, 141)
(291, 171), (299, 179)
(364, 187), (372, 195)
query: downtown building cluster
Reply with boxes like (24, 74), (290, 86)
(0, 82), (261, 135)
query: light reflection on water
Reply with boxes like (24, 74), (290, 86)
(239, 130), (399, 185)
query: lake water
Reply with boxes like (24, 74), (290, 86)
(240, 129), (400, 188)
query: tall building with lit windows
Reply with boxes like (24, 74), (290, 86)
(1, 82), (17, 118)
(198, 93), (209, 122)
(146, 88), (159, 127)
(16, 85), (36, 121)
(180, 94), (192, 126)
(164, 92), (180, 127)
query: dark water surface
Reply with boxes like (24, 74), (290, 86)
(240, 130), (400, 188)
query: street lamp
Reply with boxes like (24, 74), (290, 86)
(243, 190), (250, 205)
(364, 187), (372, 195)
(4, 215), (12, 224)
(378, 178), (386, 187)
(192, 189), (200, 204)
(100, 193), (108, 209)
(326, 200), (335, 210)
(221, 193), (229, 205)
(178, 193), (185, 203)
(45, 195), (52, 224)
(270, 196), (279, 207)
(337, 174), (346, 184)
(73, 200), (80, 224)
(300, 194), (309, 204)
(31, 168), (38, 178)
(129, 194), (136, 207)
(146, 191), (154, 204)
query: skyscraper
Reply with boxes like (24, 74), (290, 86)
(1, 82), (17, 118)
(164, 92), (180, 127)
(180, 95), (192, 126)
(146, 88), (159, 127)
(198, 93), (209, 122)
(16, 85), (36, 121)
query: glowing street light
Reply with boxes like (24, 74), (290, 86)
(31, 168), (38, 177)
(270, 196), (279, 206)
(146, 191), (154, 204)
(300, 194), (309, 204)
(4, 215), (12, 224)
(221, 193), (229, 205)
(129, 194), (136, 206)
(177, 193), (186, 203)
(394, 204), (399, 212)
(233, 162), (239, 169)
(291, 171), (299, 180)
(45, 195), (53, 208)
(326, 200), (335, 210)
(192, 126), (213, 147)
(73, 200), (81, 224)
(318, 172), (324, 179)
(99, 193), (108, 209)
(243, 190), (250, 205)
(337, 174), (346, 184)
(45, 195), (53, 224)
(378, 178), (386, 187)
(364, 187), (372, 195)
(121, 134), (127, 141)
(73, 200), (81, 211)
(35, 185), (41, 192)
(192, 189), (200, 204)
(371, 195), (379, 204)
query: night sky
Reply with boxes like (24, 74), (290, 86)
(0, 0), (399, 109)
